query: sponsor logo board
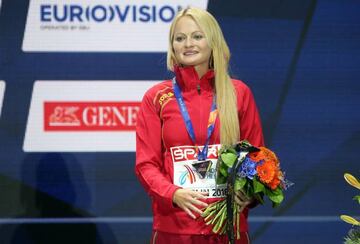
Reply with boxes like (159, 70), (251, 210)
(23, 81), (158, 152)
(22, 0), (208, 52)
(44, 101), (139, 131)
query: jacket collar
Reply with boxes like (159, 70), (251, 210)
(174, 65), (215, 92)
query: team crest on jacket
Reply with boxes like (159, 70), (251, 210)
(154, 86), (174, 110)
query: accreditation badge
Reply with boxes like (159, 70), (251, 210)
(170, 144), (227, 198)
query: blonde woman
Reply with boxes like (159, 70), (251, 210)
(136, 7), (264, 244)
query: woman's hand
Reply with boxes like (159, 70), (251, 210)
(172, 189), (209, 219)
(234, 189), (253, 212)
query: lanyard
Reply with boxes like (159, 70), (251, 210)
(172, 77), (218, 161)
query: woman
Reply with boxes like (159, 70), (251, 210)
(135, 7), (264, 244)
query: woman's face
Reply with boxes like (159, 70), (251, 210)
(172, 16), (212, 74)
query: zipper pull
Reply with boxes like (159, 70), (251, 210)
(197, 84), (201, 95)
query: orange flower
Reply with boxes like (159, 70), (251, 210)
(249, 151), (262, 162)
(256, 160), (276, 184)
(249, 147), (279, 166)
(268, 170), (281, 190)
(249, 150), (266, 162)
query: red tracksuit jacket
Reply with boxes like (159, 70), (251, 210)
(135, 65), (264, 235)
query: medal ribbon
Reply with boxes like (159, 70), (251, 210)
(172, 77), (218, 161)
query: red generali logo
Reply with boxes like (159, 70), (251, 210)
(44, 101), (140, 131)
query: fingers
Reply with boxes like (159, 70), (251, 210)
(199, 191), (210, 197)
(234, 190), (252, 211)
(235, 195), (251, 207)
(186, 202), (204, 216)
(191, 192), (209, 207)
(235, 190), (250, 202)
(190, 197), (208, 208)
(187, 192), (208, 214)
(184, 207), (196, 219)
(181, 197), (205, 219)
(172, 189), (209, 219)
(194, 199), (209, 208)
(238, 205), (246, 213)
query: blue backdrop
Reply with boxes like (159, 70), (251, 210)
(0, 0), (359, 243)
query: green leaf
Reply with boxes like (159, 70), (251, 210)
(269, 193), (284, 204)
(254, 193), (264, 205)
(228, 147), (237, 154)
(219, 166), (228, 178)
(219, 146), (237, 157)
(266, 187), (284, 204)
(272, 201), (281, 208)
(234, 178), (246, 191)
(216, 174), (227, 184)
(353, 195), (360, 204)
(220, 152), (238, 168)
(267, 187), (282, 195)
(253, 178), (265, 193)
(246, 182), (254, 196)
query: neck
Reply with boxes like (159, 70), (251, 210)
(194, 64), (209, 79)
(173, 65), (215, 92)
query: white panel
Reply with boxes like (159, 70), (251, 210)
(22, 0), (208, 52)
(23, 80), (159, 152)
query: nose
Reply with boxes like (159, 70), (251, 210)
(184, 36), (193, 47)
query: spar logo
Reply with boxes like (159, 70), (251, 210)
(40, 4), (181, 23)
(170, 145), (221, 163)
(22, 0), (208, 52)
(44, 102), (140, 131)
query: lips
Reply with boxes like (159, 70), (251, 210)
(183, 51), (198, 56)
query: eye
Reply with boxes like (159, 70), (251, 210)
(174, 35), (185, 42)
(193, 33), (204, 40)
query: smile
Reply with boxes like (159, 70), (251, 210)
(183, 51), (199, 56)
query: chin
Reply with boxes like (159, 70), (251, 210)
(179, 59), (200, 66)
(181, 62), (197, 67)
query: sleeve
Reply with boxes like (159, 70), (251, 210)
(135, 90), (180, 213)
(238, 84), (265, 209)
(238, 84), (265, 147)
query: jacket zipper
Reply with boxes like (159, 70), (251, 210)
(198, 83), (203, 148)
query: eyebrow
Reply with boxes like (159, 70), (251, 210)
(174, 31), (204, 35)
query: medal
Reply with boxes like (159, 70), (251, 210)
(192, 160), (213, 179)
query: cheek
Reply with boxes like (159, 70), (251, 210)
(201, 42), (211, 56)
(203, 48), (212, 61)
(172, 43), (181, 55)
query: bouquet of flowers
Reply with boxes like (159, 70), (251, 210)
(340, 173), (360, 244)
(201, 140), (292, 242)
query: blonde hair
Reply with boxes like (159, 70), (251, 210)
(167, 7), (240, 146)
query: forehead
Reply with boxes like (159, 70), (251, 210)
(173, 16), (203, 34)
